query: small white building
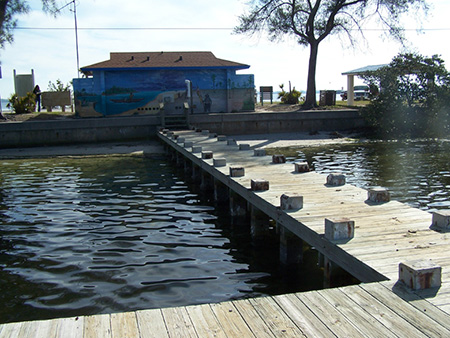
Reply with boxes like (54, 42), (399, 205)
(342, 64), (387, 105)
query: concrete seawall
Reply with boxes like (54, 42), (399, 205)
(0, 115), (160, 148)
(190, 109), (365, 135)
(0, 109), (365, 148)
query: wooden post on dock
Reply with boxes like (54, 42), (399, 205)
(183, 157), (193, 175)
(279, 226), (303, 266)
(399, 260), (442, 290)
(214, 179), (230, 206)
(191, 164), (201, 184)
(323, 256), (340, 288)
(229, 190), (247, 218)
(200, 171), (214, 193)
(250, 205), (271, 242)
(175, 152), (184, 168)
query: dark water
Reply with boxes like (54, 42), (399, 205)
(270, 139), (450, 211)
(0, 156), (324, 324)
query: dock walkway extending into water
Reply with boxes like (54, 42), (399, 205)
(1, 129), (449, 337)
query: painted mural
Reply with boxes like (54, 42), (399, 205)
(73, 69), (254, 117)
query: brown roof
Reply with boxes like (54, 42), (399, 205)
(81, 51), (250, 72)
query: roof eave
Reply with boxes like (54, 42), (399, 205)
(80, 65), (250, 73)
(342, 64), (388, 76)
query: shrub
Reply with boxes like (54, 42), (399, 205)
(278, 83), (301, 104)
(360, 53), (450, 138)
(7, 92), (36, 114)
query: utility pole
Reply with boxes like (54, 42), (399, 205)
(56, 1), (80, 78)
(72, 1), (80, 78)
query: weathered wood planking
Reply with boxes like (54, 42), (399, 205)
(1, 282), (449, 337)
(159, 130), (450, 307)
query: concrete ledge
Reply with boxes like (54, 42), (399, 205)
(0, 109), (364, 148)
(0, 115), (160, 148)
(189, 109), (365, 135)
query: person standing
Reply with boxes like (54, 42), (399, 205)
(203, 94), (212, 113)
(33, 85), (41, 112)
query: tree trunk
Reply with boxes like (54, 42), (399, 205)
(303, 41), (319, 109)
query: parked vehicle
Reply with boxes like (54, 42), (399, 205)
(340, 85), (370, 100)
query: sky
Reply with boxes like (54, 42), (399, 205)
(1, 0), (450, 99)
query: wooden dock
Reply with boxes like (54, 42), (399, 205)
(1, 129), (449, 337)
(1, 280), (449, 337)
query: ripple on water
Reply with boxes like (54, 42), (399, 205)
(289, 139), (450, 211)
(0, 156), (274, 324)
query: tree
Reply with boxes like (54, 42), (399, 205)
(0, 0), (58, 50)
(234, 0), (428, 109)
(360, 53), (450, 138)
(48, 79), (71, 92)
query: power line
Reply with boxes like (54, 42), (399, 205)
(15, 27), (234, 31)
(14, 26), (450, 32)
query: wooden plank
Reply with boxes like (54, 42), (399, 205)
(209, 301), (256, 337)
(10, 320), (53, 338)
(110, 312), (139, 338)
(0, 321), (24, 338)
(297, 290), (365, 337)
(380, 281), (450, 331)
(53, 317), (84, 338)
(84, 314), (112, 338)
(161, 306), (197, 338)
(360, 283), (450, 337)
(135, 309), (169, 338)
(343, 285), (429, 337)
(273, 294), (335, 337)
(231, 299), (275, 338)
(441, 304), (450, 316)
(185, 303), (227, 338)
(248, 296), (306, 337)
(318, 287), (396, 337)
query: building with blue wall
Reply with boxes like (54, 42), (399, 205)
(73, 51), (255, 117)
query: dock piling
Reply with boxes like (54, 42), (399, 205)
(399, 260), (442, 290)
(368, 187), (390, 203)
(294, 162), (310, 173)
(213, 158), (227, 167)
(431, 210), (450, 230)
(324, 218), (355, 241)
(230, 167), (245, 177)
(251, 179), (269, 191)
(254, 148), (266, 156)
(280, 194), (303, 210)
(326, 173), (346, 186)
(280, 226), (303, 266)
(272, 154), (286, 164)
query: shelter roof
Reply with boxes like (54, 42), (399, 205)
(342, 64), (388, 76)
(81, 51), (250, 74)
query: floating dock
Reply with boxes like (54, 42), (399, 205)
(1, 129), (449, 337)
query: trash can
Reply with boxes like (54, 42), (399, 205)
(319, 90), (336, 106)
